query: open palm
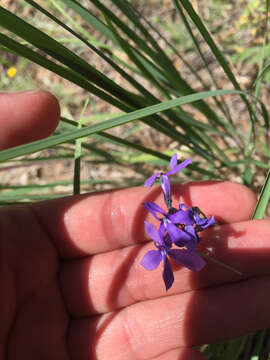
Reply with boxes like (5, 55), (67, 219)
(1, 91), (270, 360)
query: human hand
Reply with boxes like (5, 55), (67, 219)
(0, 91), (269, 360)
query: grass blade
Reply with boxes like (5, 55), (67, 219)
(252, 170), (270, 219)
(73, 97), (89, 195)
(0, 89), (242, 162)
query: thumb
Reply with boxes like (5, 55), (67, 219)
(0, 90), (60, 150)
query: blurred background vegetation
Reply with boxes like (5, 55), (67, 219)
(1, 0), (270, 358)
(1, 0), (269, 203)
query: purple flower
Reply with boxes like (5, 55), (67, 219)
(140, 221), (206, 290)
(144, 154), (192, 209)
(143, 201), (198, 250)
(171, 204), (216, 231)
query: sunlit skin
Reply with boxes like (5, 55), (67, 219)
(1, 91), (270, 360)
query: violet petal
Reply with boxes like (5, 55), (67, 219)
(166, 221), (190, 244)
(162, 255), (174, 290)
(174, 226), (197, 250)
(165, 159), (192, 176)
(143, 201), (165, 220)
(168, 249), (206, 271)
(164, 233), (173, 248)
(160, 175), (171, 209)
(158, 221), (166, 239)
(141, 250), (162, 270)
(168, 209), (194, 225)
(144, 221), (162, 244)
(144, 173), (159, 187)
(169, 153), (178, 169)
(179, 203), (190, 210)
(199, 215), (216, 229)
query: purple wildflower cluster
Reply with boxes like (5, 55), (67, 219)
(141, 154), (216, 290)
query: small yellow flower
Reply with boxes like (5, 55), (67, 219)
(7, 66), (17, 78)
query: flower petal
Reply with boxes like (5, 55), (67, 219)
(166, 221), (189, 243)
(165, 158), (192, 175)
(143, 201), (166, 220)
(144, 173), (159, 187)
(179, 203), (190, 210)
(164, 233), (172, 249)
(141, 250), (162, 270)
(162, 255), (174, 290)
(160, 175), (171, 209)
(196, 215), (216, 229)
(168, 209), (194, 225)
(168, 249), (206, 271)
(144, 221), (163, 244)
(169, 153), (178, 169)
(174, 226), (198, 251)
(158, 221), (166, 239)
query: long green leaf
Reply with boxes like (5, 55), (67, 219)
(175, 0), (257, 134)
(172, 0), (233, 124)
(73, 97), (89, 195)
(252, 170), (270, 219)
(0, 33), (130, 110)
(0, 90), (242, 162)
(0, 6), (142, 109)
(60, 0), (224, 123)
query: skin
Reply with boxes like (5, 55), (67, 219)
(0, 91), (269, 360)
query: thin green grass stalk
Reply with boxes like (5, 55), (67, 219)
(103, 13), (172, 100)
(85, 0), (225, 125)
(242, 0), (270, 184)
(0, 32), (188, 146)
(109, 0), (229, 128)
(172, 0), (234, 125)
(61, 118), (172, 163)
(256, 99), (270, 149)
(175, 0), (258, 160)
(197, 251), (242, 276)
(252, 170), (270, 220)
(0, 89), (242, 162)
(226, 159), (270, 170)
(0, 6), (144, 110)
(111, 0), (213, 100)
(8, 1), (242, 163)
(0, 179), (117, 190)
(251, 329), (267, 359)
(254, 0), (269, 105)
(128, 1), (209, 89)
(47, 0), (110, 49)
(73, 97), (89, 195)
(0, 33), (130, 110)
(62, 117), (226, 179)
(25, 0), (167, 104)
(174, 0), (245, 94)
(0, 12), (221, 161)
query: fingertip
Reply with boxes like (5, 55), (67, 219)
(228, 181), (257, 218)
(175, 181), (257, 223)
(0, 90), (61, 149)
(35, 90), (60, 137)
(211, 181), (257, 221)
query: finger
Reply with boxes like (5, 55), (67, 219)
(0, 91), (60, 149)
(152, 348), (205, 360)
(32, 181), (256, 258)
(68, 276), (270, 360)
(61, 219), (270, 316)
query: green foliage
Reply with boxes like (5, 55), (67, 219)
(0, 1), (270, 357)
